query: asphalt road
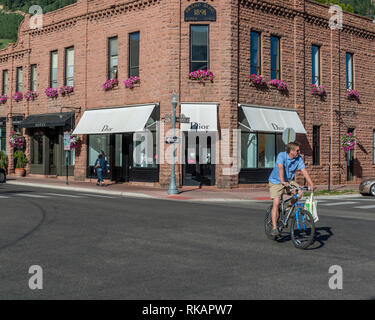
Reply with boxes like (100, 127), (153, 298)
(0, 184), (374, 300)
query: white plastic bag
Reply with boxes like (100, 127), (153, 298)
(305, 192), (319, 223)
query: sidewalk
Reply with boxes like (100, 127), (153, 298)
(5, 175), (360, 202)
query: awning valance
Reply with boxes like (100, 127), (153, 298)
(180, 103), (218, 131)
(72, 104), (156, 135)
(239, 105), (306, 134)
(19, 112), (74, 128)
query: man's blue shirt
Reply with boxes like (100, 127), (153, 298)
(269, 152), (305, 184)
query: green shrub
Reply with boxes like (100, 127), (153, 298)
(13, 150), (27, 168)
(0, 150), (7, 169)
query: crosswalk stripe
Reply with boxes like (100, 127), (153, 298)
(13, 193), (50, 198)
(80, 193), (116, 198)
(321, 201), (357, 206)
(354, 205), (375, 209)
(43, 193), (84, 198)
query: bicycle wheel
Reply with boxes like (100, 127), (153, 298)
(290, 209), (315, 249)
(265, 205), (282, 240)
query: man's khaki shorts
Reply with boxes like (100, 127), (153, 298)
(269, 181), (300, 199)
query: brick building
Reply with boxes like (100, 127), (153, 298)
(0, 0), (374, 189)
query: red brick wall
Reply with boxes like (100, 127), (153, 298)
(1, 0), (375, 188)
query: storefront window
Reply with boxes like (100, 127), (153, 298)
(0, 125), (6, 154)
(133, 129), (157, 168)
(88, 134), (110, 165)
(241, 132), (285, 169)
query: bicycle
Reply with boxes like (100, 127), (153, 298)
(265, 186), (316, 249)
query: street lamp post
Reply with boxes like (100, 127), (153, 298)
(168, 92), (179, 194)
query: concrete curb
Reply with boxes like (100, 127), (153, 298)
(6, 181), (157, 199)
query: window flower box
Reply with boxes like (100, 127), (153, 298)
(345, 89), (360, 102)
(269, 79), (288, 93)
(189, 70), (214, 83)
(25, 91), (38, 101)
(59, 86), (74, 96)
(0, 95), (7, 104)
(124, 76), (140, 89)
(45, 88), (59, 98)
(341, 132), (355, 153)
(12, 92), (23, 102)
(249, 74), (267, 88)
(311, 84), (326, 98)
(102, 78), (119, 91)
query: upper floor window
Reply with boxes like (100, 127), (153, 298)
(346, 52), (354, 90)
(270, 36), (280, 80)
(190, 25), (209, 72)
(30, 64), (37, 92)
(16, 67), (23, 92)
(129, 32), (140, 77)
(50, 50), (58, 89)
(312, 125), (321, 166)
(250, 31), (261, 75)
(65, 47), (74, 86)
(108, 37), (118, 80)
(1, 70), (8, 95)
(312, 45), (320, 86)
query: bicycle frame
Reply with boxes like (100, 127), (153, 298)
(280, 192), (306, 230)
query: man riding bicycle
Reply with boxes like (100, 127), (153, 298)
(268, 141), (315, 237)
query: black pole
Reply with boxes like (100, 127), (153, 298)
(328, 136), (331, 192)
(66, 150), (69, 185)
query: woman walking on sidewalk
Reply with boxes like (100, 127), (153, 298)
(94, 153), (110, 186)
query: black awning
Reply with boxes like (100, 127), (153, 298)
(19, 112), (74, 128)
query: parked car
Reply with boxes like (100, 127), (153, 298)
(0, 167), (6, 183)
(359, 178), (375, 196)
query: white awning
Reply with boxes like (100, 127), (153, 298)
(180, 103), (218, 131)
(239, 105), (306, 134)
(73, 104), (156, 135)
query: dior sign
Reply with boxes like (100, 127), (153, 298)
(101, 125), (113, 132)
(271, 123), (284, 131)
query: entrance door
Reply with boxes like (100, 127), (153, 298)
(183, 132), (215, 186)
(48, 132), (59, 175)
(347, 128), (354, 181)
(112, 134), (132, 182)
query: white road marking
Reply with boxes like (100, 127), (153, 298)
(43, 193), (84, 198)
(79, 193), (116, 199)
(321, 201), (357, 206)
(13, 193), (50, 198)
(354, 205), (375, 209)
(0, 195), (10, 198)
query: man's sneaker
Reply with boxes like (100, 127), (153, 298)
(271, 228), (280, 238)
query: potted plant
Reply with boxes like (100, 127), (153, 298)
(45, 87), (59, 98)
(12, 92), (23, 102)
(311, 84), (326, 98)
(189, 70), (214, 83)
(124, 76), (140, 89)
(13, 150), (27, 177)
(345, 89), (360, 102)
(0, 94), (7, 104)
(249, 74), (268, 88)
(269, 79), (288, 93)
(102, 78), (119, 91)
(59, 86), (74, 96)
(25, 91), (39, 101)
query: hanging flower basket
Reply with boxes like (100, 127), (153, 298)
(9, 131), (26, 150)
(12, 92), (23, 102)
(341, 132), (356, 152)
(0, 94), (7, 104)
(25, 91), (38, 101)
(249, 74), (267, 88)
(311, 84), (326, 98)
(59, 86), (74, 96)
(45, 88), (59, 98)
(124, 76), (140, 89)
(269, 79), (288, 93)
(69, 131), (80, 150)
(102, 78), (119, 91)
(189, 70), (214, 83)
(345, 89), (360, 102)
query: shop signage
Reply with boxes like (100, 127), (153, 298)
(184, 3), (216, 22)
(34, 123), (47, 127)
(165, 136), (180, 144)
(64, 131), (71, 151)
(101, 125), (113, 132)
(271, 123), (284, 131)
(190, 122), (209, 131)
